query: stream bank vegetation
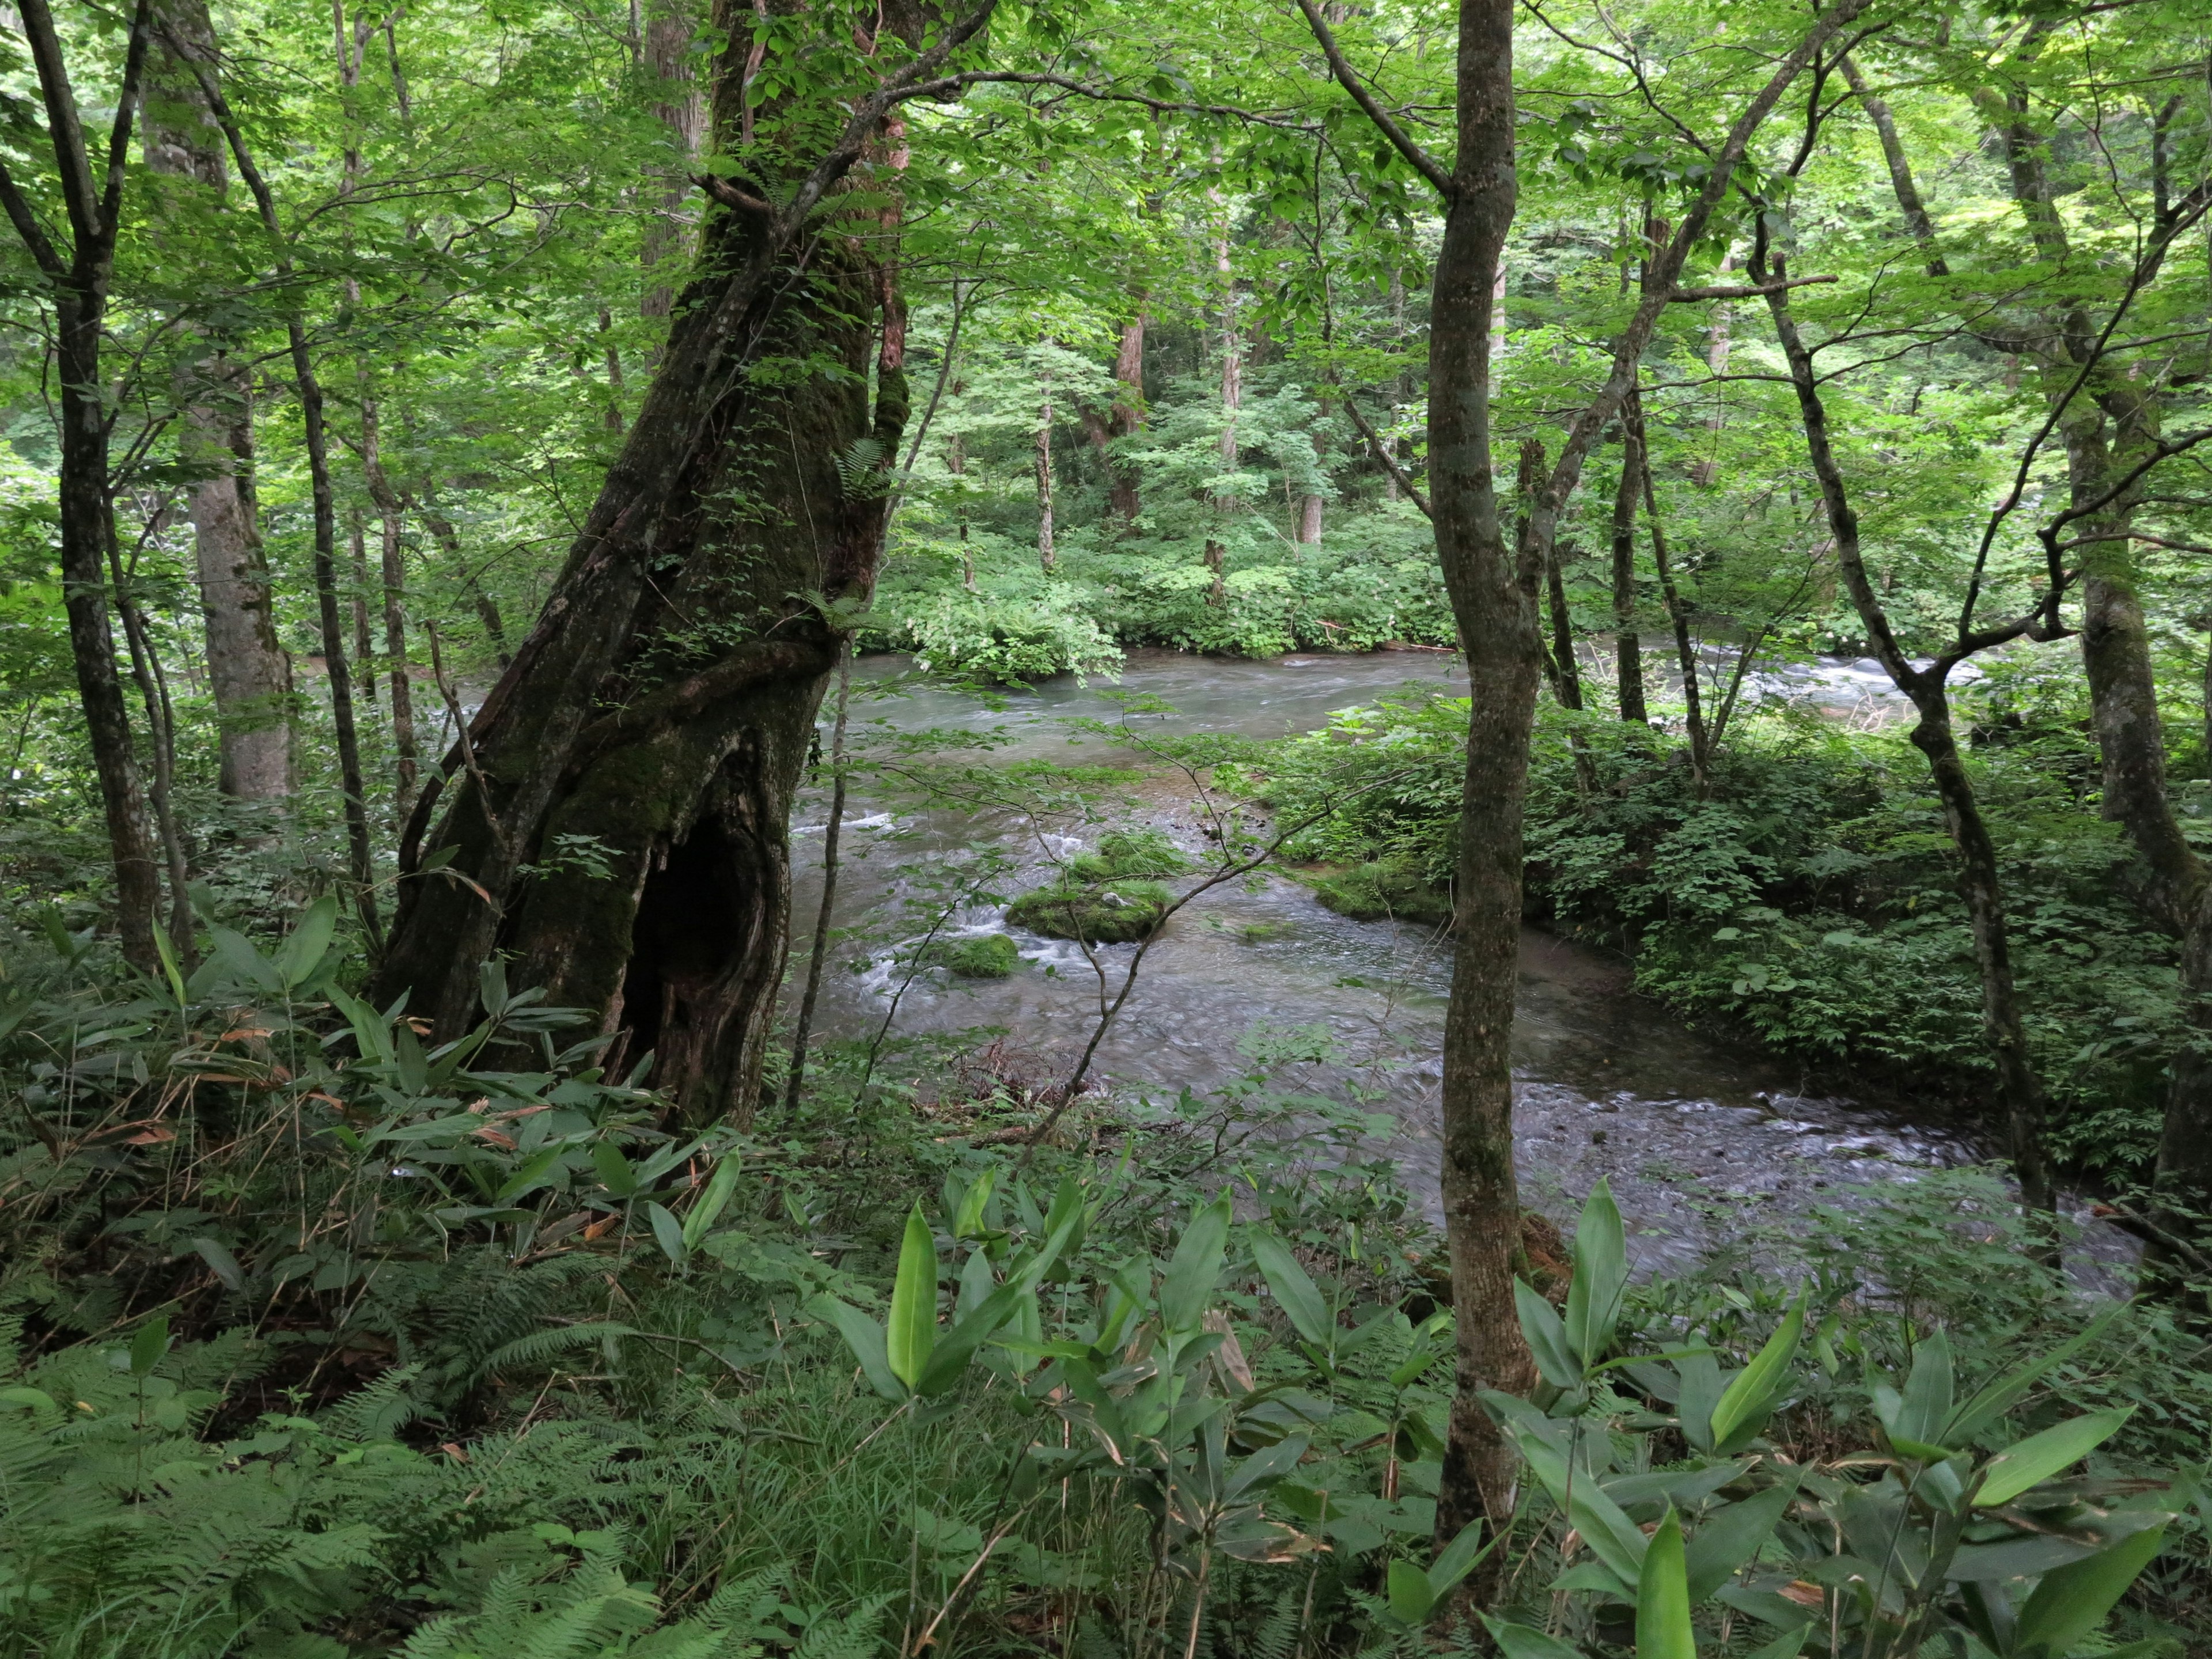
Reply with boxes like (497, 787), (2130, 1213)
(2, 0), (2212, 1650)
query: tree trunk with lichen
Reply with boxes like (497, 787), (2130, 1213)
(374, 0), (916, 1126)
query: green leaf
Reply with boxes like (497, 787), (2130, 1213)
(1893, 1328), (1953, 1446)
(129, 1315), (169, 1378)
(1637, 1509), (1695, 1659)
(1386, 1558), (1435, 1624)
(1709, 1294), (1805, 1450)
(152, 919), (188, 1006)
(1249, 1227), (1331, 1346)
(1427, 1519), (1493, 1599)
(1685, 1476), (1800, 1601)
(1946, 1306), (2122, 1444)
(591, 1141), (638, 1198)
(887, 1200), (939, 1389)
(1975, 1408), (2134, 1508)
(278, 896), (339, 988)
(647, 1200), (686, 1265)
(1565, 1176), (1627, 1366)
(1479, 1619), (1586, 1659)
(952, 1166), (996, 1240)
(809, 1294), (905, 1402)
(1516, 1279), (1583, 1389)
(495, 1147), (565, 1205)
(682, 1152), (743, 1251)
(1743, 1628), (1809, 1659)
(192, 1237), (246, 1293)
(2012, 1524), (2166, 1657)
(1159, 1195), (1231, 1334)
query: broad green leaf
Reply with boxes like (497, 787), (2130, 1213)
(592, 1141), (638, 1198)
(887, 1200), (940, 1389)
(192, 1237), (246, 1293)
(953, 1166), (996, 1239)
(278, 896), (339, 988)
(1975, 1408), (2134, 1507)
(1427, 1518), (1493, 1597)
(1637, 1509), (1695, 1659)
(1709, 1294), (1805, 1450)
(1516, 1279), (1583, 1389)
(495, 1147), (565, 1205)
(1385, 1558), (1435, 1624)
(1479, 1618), (1586, 1659)
(1685, 1476), (1800, 1601)
(957, 1247), (994, 1318)
(129, 1315), (169, 1379)
(1249, 1227), (1331, 1346)
(1159, 1194), (1231, 1335)
(647, 1201), (686, 1265)
(1743, 1628), (1808, 1659)
(1893, 1328), (1953, 1446)
(1565, 1176), (1627, 1366)
(809, 1294), (904, 1402)
(682, 1153), (743, 1250)
(1225, 1435), (1308, 1499)
(2012, 1524), (2166, 1657)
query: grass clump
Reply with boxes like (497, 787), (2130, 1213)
(1066, 828), (1188, 881)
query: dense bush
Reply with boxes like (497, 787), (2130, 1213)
(1238, 684), (2183, 1183)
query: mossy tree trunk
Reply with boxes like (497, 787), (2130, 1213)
(373, 0), (971, 1124)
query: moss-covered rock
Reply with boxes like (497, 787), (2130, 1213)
(1309, 859), (1454, 927)
(1006, 878), (1174, 944)
(929, 932), (1022, 978)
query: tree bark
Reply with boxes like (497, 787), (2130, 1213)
(1610, 425), (1647, 724)
(641, 0), (706, 327)
(2, 0), (164, 969)
(372, 0), (960, 1123)
(1107, 312), (1145, 525)
(359, 395), (418, 821)
(143, 0), (292, 802)
(1035, 361), (1055, 572)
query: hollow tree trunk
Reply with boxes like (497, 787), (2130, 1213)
(373, 0), (938, 1125)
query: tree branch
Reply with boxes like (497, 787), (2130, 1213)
(1669, 273), (1836, 302)
(1342, 395), (1431, 518)
(1291, 0), (1457, 199)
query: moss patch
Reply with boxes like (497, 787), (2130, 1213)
(1006, 878), (1174, 944)
(1308, 859), (1453, 927)
(925, 933), (1022, 978)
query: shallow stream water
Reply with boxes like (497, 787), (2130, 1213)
(791, 649), (2112, 1278)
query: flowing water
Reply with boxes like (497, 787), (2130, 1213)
(791, 648), (2111, 1277)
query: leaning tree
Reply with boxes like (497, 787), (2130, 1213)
(372, 0), (995, 1122)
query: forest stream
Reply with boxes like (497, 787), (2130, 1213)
(791, 649), (2119, 1277)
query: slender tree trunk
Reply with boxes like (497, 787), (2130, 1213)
(105, 503), (195, 957)
(9, 0), (163, 969)
(1690, 255), (1735, 486)
(1416, 0), (1534, 1601)
(1035, 362), (1055, 573)
(359, 396), (418, 821)
(1207, 195), (1240, 605)
(348, 509), (377, 707)
(1759, 255), (2056, 1221)
(1107, 312), (1145, 525)
(1633, 396), (1711, 794)
(784, 642), (850, 1111)
(143, 5), (293, 801)
(1610, 425), (1647, 724)
(1297, 398), (1326, 545)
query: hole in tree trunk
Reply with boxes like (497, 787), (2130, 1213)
(618, 813), (754, 1101)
